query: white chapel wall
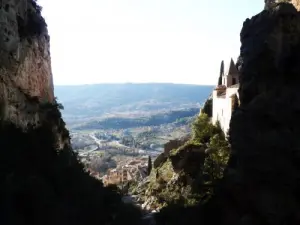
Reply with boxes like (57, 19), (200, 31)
(212, 87), (239, 134)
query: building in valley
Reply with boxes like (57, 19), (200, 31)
(212, 58), (240, 134)
(102, 159), (149, 186)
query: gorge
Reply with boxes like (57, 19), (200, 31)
(1, 0), (300, 225)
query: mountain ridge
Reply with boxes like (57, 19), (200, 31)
(54, 83), (214, 126)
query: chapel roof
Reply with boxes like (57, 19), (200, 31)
(224, 58), (239, 76)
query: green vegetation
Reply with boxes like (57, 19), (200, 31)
(201, 98), (212, 118)
(232, 94), (239, 112)
(147, 156), (152, 176)
(137, 113), (230, 211)
(218, 60), (224, 85)
(192, 114), (229, 190)
(17, 0), (47, 40)
(136, 130), (157, 140)
(192, 113), (223, 143)
(174, 116), (196, 125)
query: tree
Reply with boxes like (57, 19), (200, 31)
(218, 60), (224, 85)
(192, 113), (223, 143)
(202, 98), (212, 118)
(232, 94), (239, 112)
(147, 155), (152, 176)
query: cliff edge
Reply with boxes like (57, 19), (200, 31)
(0, 0), (54, 128)
(155, 2), (300, 225)
(227, 2), (300, 224)
(0, 1), (143, 225)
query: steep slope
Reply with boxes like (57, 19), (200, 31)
(0, 0), (54, 127)
(0, 1), (142, 225)
(0, 104), (142, 225)
(227, 2), (300, 224)
(155, 2), (300, 225)
(130, 113), (229, 213)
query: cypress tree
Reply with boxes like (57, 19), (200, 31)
(218, 60), (224, 85)
(147, 155), (152, 176)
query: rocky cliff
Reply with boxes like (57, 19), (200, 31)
(265, 0), (300, 10)
(0, 0), (54, 128)
(226, 2), (300, 224)
(4, 1), (300, 225)
(155, 2), (300, 225)
(0, 1), (143, 225)
(132, 114), (230, 214)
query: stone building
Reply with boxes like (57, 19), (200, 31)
(212, 58), (239, 134)
(102, 167), (134, 186)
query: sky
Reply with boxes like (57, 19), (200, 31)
(38, 0), (263, 86)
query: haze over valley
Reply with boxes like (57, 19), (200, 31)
(55, 83), (213, 176)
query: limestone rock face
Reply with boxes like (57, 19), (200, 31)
(265, 0), (300, 10)
(0, 0), (54, 128)
(154, 136), (190, 169)
(169, 143), (206, 177)
(0, 2), (145, 225)
(227, 2), (300, 224)
(163, 137), (189, 156)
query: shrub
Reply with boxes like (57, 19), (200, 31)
(17, 0), (47, 39)
(203, 134), (230, 185)
(159, 114), (229, 207)
(192, 113), (222, 143)
(147, 156), (153, 176)
(202, 98), (213, 117)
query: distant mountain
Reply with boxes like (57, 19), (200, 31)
(54, 83), (214, 126)
(74, 107), (200, 130)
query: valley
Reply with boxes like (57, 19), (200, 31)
(55, 83), (213, 184)
(71, 122), (192, 177)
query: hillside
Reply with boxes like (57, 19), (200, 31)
(74, 108), (199, 130)
(54, 83), (213, 126)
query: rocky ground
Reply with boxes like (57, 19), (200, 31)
(122, 192), (158, 225)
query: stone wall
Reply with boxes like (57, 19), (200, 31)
(212, 86), (239, 134)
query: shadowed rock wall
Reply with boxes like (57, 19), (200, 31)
(0, 2), (144, 225)
(227, 2), (300, 224)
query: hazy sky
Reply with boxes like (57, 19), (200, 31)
(38, 0), (263, 85)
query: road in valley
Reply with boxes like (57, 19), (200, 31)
(80, 132), (161, 158)
(89, 133), (103, 146)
